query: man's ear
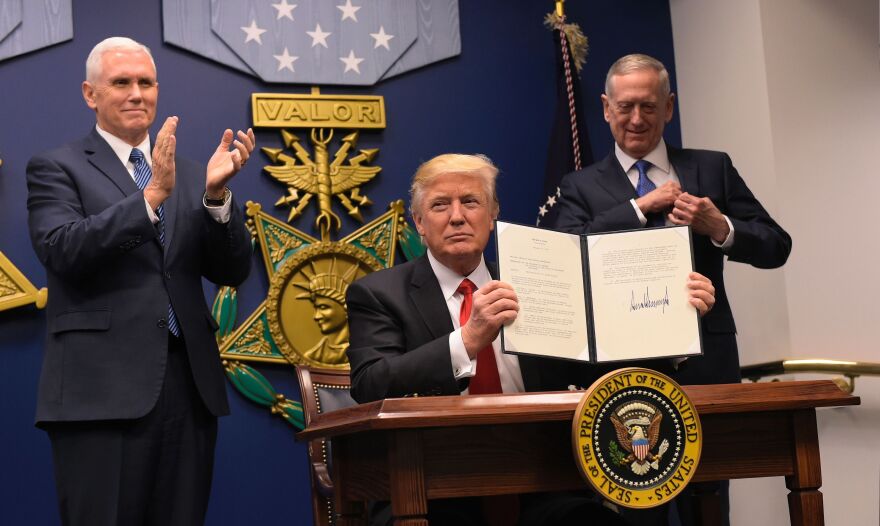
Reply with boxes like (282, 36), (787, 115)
(82, 81), (97, 110)
(413, 212), (425, 236)
(601, 94), (611, 123)
(665, 93), (676, 123)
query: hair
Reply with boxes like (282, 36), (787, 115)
(605, 53), (671, 99)
(409, 154), (499, 218)
(85, 37), (155, 83)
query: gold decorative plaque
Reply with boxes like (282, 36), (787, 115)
(0, 251), (47, 312)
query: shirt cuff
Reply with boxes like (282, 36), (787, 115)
(711, 215), (735, 250)
(203, 190), (233, 224)
(143, 196), (159, 224)
(449, 329), (475, 380)
(630, 198), (648, 226)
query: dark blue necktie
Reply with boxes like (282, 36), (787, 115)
(635, 159), (664, 227)
(130, 148), (181, 337)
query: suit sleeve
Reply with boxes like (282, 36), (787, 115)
(715, 153), (791, 268)
(26, 153), (159, 280)
(198, 195), (252, 287)
(551, 171), (642, 234)
(346, 281), (461, 403)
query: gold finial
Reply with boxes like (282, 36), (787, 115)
(555, 0), (564, 18)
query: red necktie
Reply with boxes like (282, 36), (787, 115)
(457, 279), (503, 394)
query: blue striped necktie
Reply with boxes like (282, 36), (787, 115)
(130, 148), (181, 337)
(635, 159), (664, 227)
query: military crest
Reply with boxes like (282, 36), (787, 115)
(211, 89), (424, 428)
(572, 368), (702, 509)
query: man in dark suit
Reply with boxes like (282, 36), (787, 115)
(26, 37), (253, 525)
(549, 54), (792, 525)
(551, 54), (791, 387)
(346, 153), (717, 525)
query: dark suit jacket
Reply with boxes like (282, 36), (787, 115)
(27, 128), (252, 424)
(346, 255), (576, 403)
(550, 146), (791, 384)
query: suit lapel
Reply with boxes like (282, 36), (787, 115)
(595, 150), (637, 201)
(668, 145), (699, 195)
(408, 256), (454, 339)
(83, 129), (139, 198)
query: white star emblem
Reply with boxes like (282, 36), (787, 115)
(337, 0), (361, 22)
(241, 20), (267, 44)
(370, 26), (394, 50)
(555, 186), (561, 197)
(547, 195), (557, 206)
(340, 50), (364, 73)
(538, 205), (548, 216)
(307, 23), (331, 48)
(271, 0), (297, 21)
(273, 48), (298, 72)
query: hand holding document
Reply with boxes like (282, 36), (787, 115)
(495, 221), (702, 363)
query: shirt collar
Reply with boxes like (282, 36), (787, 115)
(95, 124), (152, 168)
(426, 249), (491, 301)
(614, 138), (670, 174)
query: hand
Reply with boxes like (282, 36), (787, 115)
(461, 280), (519, 359)
(206, 128), (256, 199)
(668, 193), (730, 243)
(635, 181), (681, 215)
(144, 116), (178, 210)
(687, 272), (715, 316)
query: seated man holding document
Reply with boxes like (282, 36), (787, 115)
(346, 153), (716, 526)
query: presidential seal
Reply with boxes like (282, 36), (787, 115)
(572, 368), (701, 509)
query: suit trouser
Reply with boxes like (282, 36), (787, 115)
(46, 333), (218, 526)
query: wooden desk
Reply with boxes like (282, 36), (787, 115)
(298, 381), (859, 526)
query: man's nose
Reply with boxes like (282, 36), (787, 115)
(630, 106), (644, 125)
(449, 201), (465, 223)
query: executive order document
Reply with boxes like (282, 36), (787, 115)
(495, 221), (702, 364)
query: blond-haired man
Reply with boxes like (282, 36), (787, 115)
(346, 153), (715, 525)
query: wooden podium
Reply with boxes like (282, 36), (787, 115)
(297, 381), (859, 526)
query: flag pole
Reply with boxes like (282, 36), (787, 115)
(555, 0), (565, 18)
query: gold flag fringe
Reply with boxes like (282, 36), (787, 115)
(544, 12), (588, 74)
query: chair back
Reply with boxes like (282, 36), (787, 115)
(295, 366), (357, 526)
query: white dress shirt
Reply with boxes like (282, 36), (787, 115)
(617, 138), (734, 250)
(95, 124), (232, 225)
(425, 249), (525, 394)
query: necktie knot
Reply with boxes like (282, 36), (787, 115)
(129, 148), (145, 164)
(634, 159), (652, 178)
(457, 279), (476, 297)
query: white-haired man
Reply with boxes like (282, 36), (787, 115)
(27, 37), (254, 525)
(551, 53), (792, 526)
(346, 153), (716, 525)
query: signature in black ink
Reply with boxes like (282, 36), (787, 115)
(630, 286), (670, 314)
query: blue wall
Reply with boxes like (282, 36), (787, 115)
(0, 1), (679, 523)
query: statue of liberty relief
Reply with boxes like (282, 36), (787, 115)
(292, 261), (359, 365)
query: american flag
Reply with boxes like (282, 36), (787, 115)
(537, 12), (592, 226)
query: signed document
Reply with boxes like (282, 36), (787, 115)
(495, 221), (701, 363)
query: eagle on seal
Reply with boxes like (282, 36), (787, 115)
(611, 405), (668, 475)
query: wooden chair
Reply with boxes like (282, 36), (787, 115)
(295, 366), (358, 526)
